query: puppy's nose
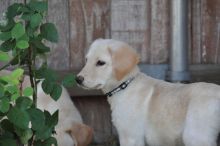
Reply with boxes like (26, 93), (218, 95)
(75, 75), (84, 85)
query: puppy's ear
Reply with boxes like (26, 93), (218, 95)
(67, 123), (93, 146)
(109, 45), (139, 81)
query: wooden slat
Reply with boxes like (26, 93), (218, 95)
(191, 0), (202, 64)
(111, 0), (169, 64)
(111, 0), (148, 63)
(200, 0), (220, 63)
(47, 0), (70, 70)
(69, 0), (110, 70)
(142, 0), (151, 63)
(81, 0), (111, 49)
(0, 1), (10, 20)
(69, 0), (88, 70)
(149, 0), (170, 64)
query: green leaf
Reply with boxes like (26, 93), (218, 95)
(6, 85), (18, 94)
(0, 19), (15, 32)
(45, 69), (58, 81)
(0, 40), (16, 52)
(0, 32), (11, 41)
(0, 139), (17, 146)
(50, 84), (62, 101)
(42, 80), (54, 94)
(40, 23), (58, 42)
(11, 68), (24, 80)
(18, 5), (31, 13)
(45, 110), (58, 128)
(28, 1), (48, 12)
(1, 68), (25, 85)
(0, 131), (14, 139)
(33, 40), (50, 53)
(0, 51), (10, 62)
(23, 87), (33, 97)
(16, 96), (33, 110)
(34, 137), (58, 146)
(11, 93), (20, 101)
(7, 107), (30, 129)
(0, 84), (4, 98)
(35, 125), (53, 140)
(17, 33), (29, 42)
(26, 26), (35, 37)
(16, 40), (29, 49)
(6, 3), (23, 19)
(21, 13), (32, 21)
(33, 140), (43, 146)
(62, 74), (76, 87)
(28, 108), (45, 131)
(35, 64), (47, 79)
(1, 119), (14, 132)
(44, 137), (58, 146)
(0, 98), (10, 113)
(11, 23), (25, 39)
(30, 13), (42, 28)
(15, 127), (33, 144)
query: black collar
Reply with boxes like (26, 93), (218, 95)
(105, 77), (135, 97)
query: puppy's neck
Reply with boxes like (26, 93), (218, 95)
(102, 66), (140, 94)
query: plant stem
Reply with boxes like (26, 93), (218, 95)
(27, 46), (37, 107)
(27, 48), (36, 146)
(19, 76), (24, 96)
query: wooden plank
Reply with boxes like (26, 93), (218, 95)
(46, 0), (70, 70)
(69, 0), (86, 70)
(69, 0), (110, 70)
(149, 0), (170, 64)
(0, 1), (10, 20)
(142, 0), (151, 63)
(111, 0), (169, 64)
(201, 0), (220, 63)
(73, 96), (113, 144)
(111, 0), (147, 31)
(191, 0), (202, 64)
(82, 0), (111, 49)
(111, 0), (148, 63)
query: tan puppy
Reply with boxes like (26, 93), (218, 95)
(77, 39), (220, 146)
(0, 70), (93, 146)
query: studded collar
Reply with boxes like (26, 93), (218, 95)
(105, 77), (135, 97)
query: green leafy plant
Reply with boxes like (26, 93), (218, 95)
(0, 0), (76, 146)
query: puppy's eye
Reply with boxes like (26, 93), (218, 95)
(96, 60), (106, 66)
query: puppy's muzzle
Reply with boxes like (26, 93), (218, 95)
(75, 75), (84, 85)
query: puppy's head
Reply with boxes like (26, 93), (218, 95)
(76, 39), (139, 90)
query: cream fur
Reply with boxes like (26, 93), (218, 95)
(78, 38), (220, 146)
(0, 70), (92, 146)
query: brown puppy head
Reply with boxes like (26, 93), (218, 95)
(108, 44), (139, 81)
(67, 123), (93, 146)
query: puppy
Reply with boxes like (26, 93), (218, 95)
(0, 70), (93, 146)
(37, 82), (93, 146)
(77, 38), (220, 146)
